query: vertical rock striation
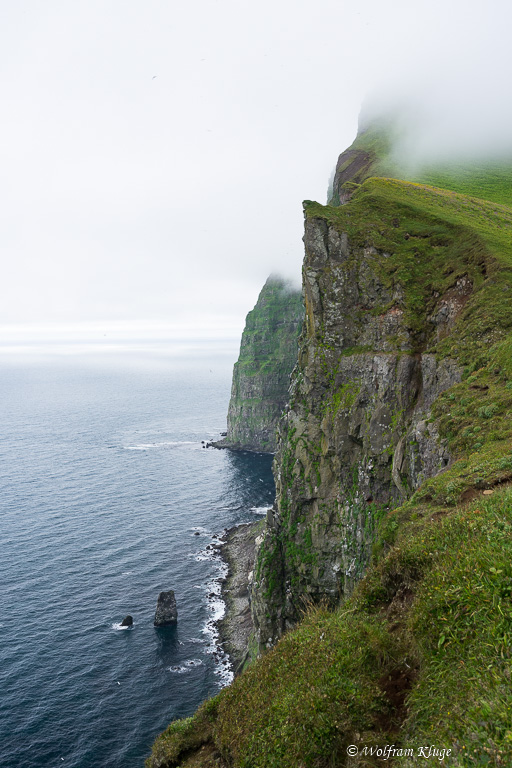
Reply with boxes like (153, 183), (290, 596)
(217, 275), (303, 453)
(250, 192), (491, 649)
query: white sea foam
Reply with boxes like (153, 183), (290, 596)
(250, 505), (270, 516)
(124, 441), (197, 451)
(200, 552), (234, 685)
(213, 657), (233, 682)
(111, 622), (132, 631)
(189, 543), (219, 563)
(207, 598), (225, 622)
(192, 553), (211, 562)
(168, 659), (203, 673)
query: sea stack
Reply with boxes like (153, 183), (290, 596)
(154, 590), (178, 626)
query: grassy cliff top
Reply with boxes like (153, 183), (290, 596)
(331, 122), (512, 208)
(305, 177), (512, 504)
(147, 149), (512, 768)
(307, 177), (512, 368)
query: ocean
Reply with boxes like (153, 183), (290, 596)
(0, 348), (275, 768)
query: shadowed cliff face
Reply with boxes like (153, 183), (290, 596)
(250, 208), (485, 648)
(218, 276), (303, 453)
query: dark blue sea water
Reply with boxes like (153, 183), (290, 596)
(0, 350), (274, 768)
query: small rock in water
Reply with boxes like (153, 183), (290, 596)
(194, 531), (200, 535)
(154, 590), (178, 626)
(120, 615), (133, 627)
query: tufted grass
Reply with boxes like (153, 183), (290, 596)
(146, 487), (512, 767)
(147, 161), (512, 768)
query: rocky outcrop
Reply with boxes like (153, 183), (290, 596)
(120, 615), (133, 627)
(154, 591), (177, 626)
(217, 521), (263, 674)
(215, 275), (303, 453)
(329, 147), (375, 205)
(249, 206), (483, 649)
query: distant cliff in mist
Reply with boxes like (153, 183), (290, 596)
(216, 275), (303, 453)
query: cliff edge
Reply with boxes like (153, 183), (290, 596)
(252, 180), (494, 646)
(147, 139), (512, 767)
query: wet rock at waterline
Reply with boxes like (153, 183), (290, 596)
(154, 590), (178, 626)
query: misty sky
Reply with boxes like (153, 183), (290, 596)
(2, 0), (511, 345)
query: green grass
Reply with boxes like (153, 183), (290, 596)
(147, 145), (512, 768)
(230, 276), (302, 380)
(411, 162), (512, 208)
(360, 487), (512, 765)
(304, 178), (512, 512)
(306, 177), (512, 361)
(147, 487), (512, 767)
(335, 122), (512, 208)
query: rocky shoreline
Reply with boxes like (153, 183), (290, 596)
(216, 518), (266, 675)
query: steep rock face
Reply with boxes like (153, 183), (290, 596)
(218, 276), (303, 453)
(329, 146), (375, 205)
(250, 210), (480, 648)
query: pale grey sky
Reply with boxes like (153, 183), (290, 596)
(1, 0), (510, 345)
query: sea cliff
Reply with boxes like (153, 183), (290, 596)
(147, 127), (512, 767)
(250, 185), (484, 647)
(215, 275), (303, 453)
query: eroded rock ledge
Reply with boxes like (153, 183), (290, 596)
(217, 520), (264, 674)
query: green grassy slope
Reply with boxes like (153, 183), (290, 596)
(147, 176), (512, 767)
(148, 488), (512, 767)
(307, 179), (512, 504)
(412, 163), (512, 209)
(333, 124), (512, 208)
(311, 177), (512, 359)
